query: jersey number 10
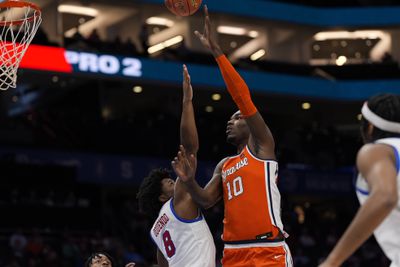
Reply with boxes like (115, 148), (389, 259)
(227, 176), (244, 200)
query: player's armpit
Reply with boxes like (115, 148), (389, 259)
(157, 249), (169, 267)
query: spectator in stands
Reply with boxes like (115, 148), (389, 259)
(9, 230), (27, 258)
(138, 23), (149, 55)
(85, 252), (135, 267)
(88, 29), (102, 45)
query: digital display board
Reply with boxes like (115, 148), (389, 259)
(20, 45), (142, 78)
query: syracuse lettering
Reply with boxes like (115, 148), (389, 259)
(222, 157), (248, 179)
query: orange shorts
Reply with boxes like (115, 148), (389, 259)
(222, 243), (293, 267)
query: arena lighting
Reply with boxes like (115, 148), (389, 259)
(133, 86), (143, 93)
(58, 5), (99, 17)
(146, 17), (174, 27)
(302, 102), (311, 110)
(248, 31), (259, 38)
(205, 106), (214, 112)
(218, 26), (258, 37)
(211, 93), (221, 101)
(250, 49), (265, 61)
(147, 35), (183, 54)
(336, 55), (347, 66)
(314, 30), (386, 41)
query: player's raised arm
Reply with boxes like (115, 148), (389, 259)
(173, 65), (199, 209)
(195, 5), (275, 159)
(180, 64), (199, 156)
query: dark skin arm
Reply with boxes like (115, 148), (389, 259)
(157, 249), (169, 267)
(172, 65), (200, 220)
(319, 144), (398, 267)
(195, 5), (275, 159)
(172, 145), (224, 209)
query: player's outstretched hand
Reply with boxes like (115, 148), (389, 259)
(182, 64), (193, 102)
(172, 145), (197, 183)
(194, 5), (223, 57)
(125, 263), (135, 267)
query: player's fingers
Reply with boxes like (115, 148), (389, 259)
(194, 30), (202, 38)
(177, 151), (183, 161)
(205, 16), (211, 34)
(180, 145), (187, 157)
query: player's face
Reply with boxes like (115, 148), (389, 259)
(160, 178), (175, 200)
(226, 111), (250, 145)
(90, 254), (112, 267)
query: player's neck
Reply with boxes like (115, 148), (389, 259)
(236, 143), (246, 154)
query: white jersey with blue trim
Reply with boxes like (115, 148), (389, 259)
(150, 199), (216, 267)
(356, 138), (400, 266)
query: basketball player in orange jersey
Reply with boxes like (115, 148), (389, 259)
(171, 6), (293, 267)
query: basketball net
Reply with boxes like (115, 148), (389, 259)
(0, 0), (42, 90)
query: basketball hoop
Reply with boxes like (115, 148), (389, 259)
(0, 0), (42, 90)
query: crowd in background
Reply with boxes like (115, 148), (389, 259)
(0, 6), (394, 267)
(0, 190), (390, 267)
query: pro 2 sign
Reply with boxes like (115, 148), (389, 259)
(65, 51), (142, 77)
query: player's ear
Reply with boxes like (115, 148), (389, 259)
(367, 122), (374, 137)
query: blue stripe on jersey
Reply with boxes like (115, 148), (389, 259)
(266, 162), (277, 226)
(392, 146), (400, 173)
(169, 199), (203, 223)
(356, 187), (369, 195)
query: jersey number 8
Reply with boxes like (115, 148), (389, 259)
(162, 230), (176, 257)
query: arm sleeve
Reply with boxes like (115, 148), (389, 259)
(216, 55), (257, 117)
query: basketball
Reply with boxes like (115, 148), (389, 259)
(165, 0), (202, 17)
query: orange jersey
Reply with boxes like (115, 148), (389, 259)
(221, 145), (285, 243)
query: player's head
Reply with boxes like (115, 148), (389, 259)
(85, 252), (114, 267)
(137, 168), (175, 218)
(360, 93), (400, 143)
(226, 110), (250, 146)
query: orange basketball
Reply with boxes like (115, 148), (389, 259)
(165, 0), (202, 17)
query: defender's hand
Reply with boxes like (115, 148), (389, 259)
(183, 64), (193, 102)
(172, 145), (197, 183)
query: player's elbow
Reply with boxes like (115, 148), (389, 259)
(380, 190), (398, 210)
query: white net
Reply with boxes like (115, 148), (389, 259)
(0, 1), (42, 90)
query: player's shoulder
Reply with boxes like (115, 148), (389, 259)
(212, 157), (230, 174)
(357, 143), (394, 166)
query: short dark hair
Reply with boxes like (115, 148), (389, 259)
(137, 168), (172, 219)
(362, 93), (400, 141)
(85, 252), (115, 267)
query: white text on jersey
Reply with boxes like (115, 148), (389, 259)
(222, 157), (248, 179)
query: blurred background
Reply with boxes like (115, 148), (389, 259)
(2, 0), (400, 266)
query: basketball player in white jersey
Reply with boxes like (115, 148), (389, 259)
(320, 93), (400, 267)
(136, 65), (215, 267)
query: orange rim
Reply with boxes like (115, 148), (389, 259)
(0, 0), (41, 26)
